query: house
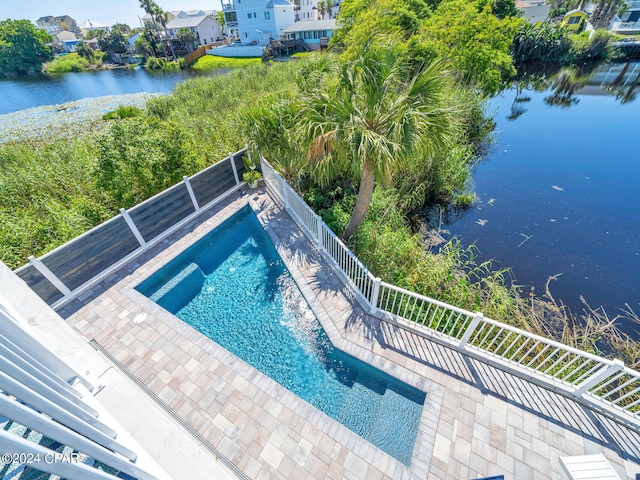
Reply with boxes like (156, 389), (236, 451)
(561, 9), (589, 32)
(296, 0), (341, 21)
(36, 15), (80, 34)
(54, 30), (82, 53)
(78, 19), (110, 37)
(165, 10), (224, 52)
(515, 0), (549, 25)
(221, 0), (296, 45)
(282, 18), (336, 49)
(609, 0), (640, 33)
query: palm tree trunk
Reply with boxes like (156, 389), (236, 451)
(344, 162), (375, 239)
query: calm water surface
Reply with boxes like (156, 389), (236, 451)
(0, 67), (229, 114)
(442, 65), (639, 329)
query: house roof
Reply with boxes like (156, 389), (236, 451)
(79, 19), (109, 29)
(283, 18), (337, 33)
(519, 4), (550, 23)
(166, 15), (209, 29)
(54, 30), (78, 41)
(266, 0), (295, 7)
(565, 9), (589, 16)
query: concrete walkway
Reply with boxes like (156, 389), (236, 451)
(59, 188), (640, 479)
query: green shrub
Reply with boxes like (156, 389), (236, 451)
(44, 53), (91, 73)
(102, 106), (143, 120)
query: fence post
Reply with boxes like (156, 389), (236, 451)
(369, 277), (382, 314)
(27, 256), (72, 299)
(458, 313), (484, 349)
(282, 177), (291, 210)
(229, 152), (240, 185)
(120, 209), (147, 248)
(183, 176), (200, 214)
(316, 215), (324, 250)
(574, 359), (625, 397)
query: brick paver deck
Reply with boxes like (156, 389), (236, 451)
(60, 188), (640, 479)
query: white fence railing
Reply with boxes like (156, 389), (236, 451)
(261, 159), (640, 432)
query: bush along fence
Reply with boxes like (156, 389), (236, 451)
(261, 158), (640, 434)
(14, 149), (249, 310)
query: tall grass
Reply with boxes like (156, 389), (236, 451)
(0, 62), (301, 269)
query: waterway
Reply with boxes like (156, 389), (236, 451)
(0, 67), (230, 115)
(435, 62), (640, 330)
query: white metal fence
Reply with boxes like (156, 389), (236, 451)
(261, 159), (640, 432)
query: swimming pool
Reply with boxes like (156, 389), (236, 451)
(136, 205), (425, 465)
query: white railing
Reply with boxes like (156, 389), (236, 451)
(261, 159), (640, 431)
(610, 20), (640, 32)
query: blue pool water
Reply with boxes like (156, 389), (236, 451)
(136, 206), (425, 465)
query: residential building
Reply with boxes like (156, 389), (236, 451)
(165, 10), (224, 51)
(560, 9), (589, 32)
(296, 0), (340, 22)
(282, 18), (336, 49)
(610, 0), (640, 33)
(78, 19), (110, 37)
(222, 0), (296, 45)
(36, 15), (80, 34)
(54, 30), (82, 53)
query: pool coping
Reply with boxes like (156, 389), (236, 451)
(61, 187), (639, 479)
(64, 188), (442, 479)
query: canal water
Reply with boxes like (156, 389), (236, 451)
(0, 67), (230, 115)
(437, 63), (640, 331)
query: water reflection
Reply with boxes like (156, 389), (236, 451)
(506, 61), (640, 113)
(428, 61), (640, 330)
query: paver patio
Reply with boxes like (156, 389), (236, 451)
(59, 188), (640, 479)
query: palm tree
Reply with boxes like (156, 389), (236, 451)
(302, 41), (457, 238)
(317, 0), (327, 19)
(139, 0), (168, 58)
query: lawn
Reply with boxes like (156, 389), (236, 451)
(190, 55), (262, 70)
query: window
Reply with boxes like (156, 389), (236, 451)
(253, 12), (257, 18)
(264, 11), (270, 20)
(247, 13), (252, 18)
(567, 16), (580, 24)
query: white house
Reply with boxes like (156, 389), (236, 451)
(296, 0), (341, 22)
(609, 0), (640, 33)
(165, 11), (224, 49)
(78, 19), (110, 36)
(221, 0), (296, 45)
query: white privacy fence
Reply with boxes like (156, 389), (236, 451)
(261, 159), (640, 432)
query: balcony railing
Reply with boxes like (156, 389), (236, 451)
(261, 158), (640, 434)
(610, 20), (640, 31)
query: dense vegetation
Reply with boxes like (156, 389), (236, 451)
(0, 19), (53, 75)
(1, 0), (637, 364)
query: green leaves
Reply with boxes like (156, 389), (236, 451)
(94, 117), (199, 209)
(0, 19), (53, 75)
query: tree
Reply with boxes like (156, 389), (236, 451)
(318, 0), (328, 19)
(301, 41), (457, 238)
(75, 41), (94, 61)
(139, 0), (169, 58)
(97, 23), (131, 56)
(177, 27), (197, 53)
(331, 0), (430, 54)
(0, 19), (53, 74)
(420, 0), (522, 95)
